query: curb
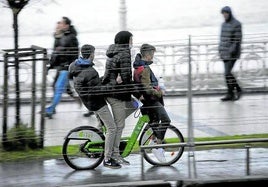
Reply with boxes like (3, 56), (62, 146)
(1, 89), (267, 106)
(68, 180), (171, 187)
(177, 176), (268, 187)
(65, 176), (268, 187)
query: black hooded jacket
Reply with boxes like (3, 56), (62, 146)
(69, 58), (107, 111)
(219, 6), (242, 61)
(50, 26), (79, 70)
(102, 31), (134, 101)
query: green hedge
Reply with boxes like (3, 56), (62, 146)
(4, 124), (39, 151)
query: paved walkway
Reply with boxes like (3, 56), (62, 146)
(0, 148), (267, 187)
(1, 94), (268, 186)
(1, 94), (267, 146)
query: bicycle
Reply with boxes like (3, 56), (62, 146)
(62, 114), (184, 170)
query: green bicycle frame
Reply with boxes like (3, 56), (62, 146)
(84, 141), (105, 153)
(85, 115), (150, 157)
(121, 115), (150, 157)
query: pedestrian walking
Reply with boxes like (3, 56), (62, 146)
(46, 17), (79, 118)
(219, 6), (242, 101)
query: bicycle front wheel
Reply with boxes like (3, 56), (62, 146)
(139, 124), (184, 166)
(62, 126), (105, 170)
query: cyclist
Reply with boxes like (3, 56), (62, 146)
(133, 44), (171, 148)
(102, 31), (136, 165)
(69, 44), (121, 169)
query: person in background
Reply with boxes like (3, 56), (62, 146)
(46, 17), (79, 118)
(69, 44), (121, 169)
(219, 6), (242, 101)
(102, 31), (136, 165)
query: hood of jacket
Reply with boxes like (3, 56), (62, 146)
(133, 53), (153, 68)
(106, 44), (130, 58)
(133, 54), (158, 87)
(114, 31), (133, 45)
(221, 6), (233, 22)
(69, 57), (94, 76)
(64, 25), (78, 36)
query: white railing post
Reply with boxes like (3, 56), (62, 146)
(187, 35), (197, 179)
(119, 0), (127, 30)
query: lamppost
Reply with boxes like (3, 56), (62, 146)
(119, 0), (127, 30)
(7, 0), (29, 127)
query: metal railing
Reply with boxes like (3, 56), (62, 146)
(140, 138), (268, 179)
(0, 33), (267, 94)
(138, 34), (268, 179)
(1, 45), (48, 148)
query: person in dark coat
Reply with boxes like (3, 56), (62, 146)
(102, 31), (136, 165)
(49, 17), (79, 71)
(219, 6), (242, 101)
(45, 17), (79, 118)
(102, 31), (134, 101)
(69, 44), (122, 169)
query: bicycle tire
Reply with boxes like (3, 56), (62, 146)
(139, 124), (184, 166)
(62, 126), (105, 170)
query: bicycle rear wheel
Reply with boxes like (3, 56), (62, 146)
(62, 126), (105, 170)
(139, 124), (184, 166)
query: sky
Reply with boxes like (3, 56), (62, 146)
(1, 0), (268, 48)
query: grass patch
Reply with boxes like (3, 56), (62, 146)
(131, 134), (268, 153)
(193, 133), (268, 142)
(1, 134), (268, 162)
(0, 146), (62, 162)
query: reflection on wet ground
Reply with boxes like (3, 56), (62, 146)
(0, 148), (267, 186)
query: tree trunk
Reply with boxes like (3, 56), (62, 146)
(13, 12), (21, 127)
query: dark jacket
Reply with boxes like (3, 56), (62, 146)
(69, 57), (107, 111)
(219, 7), (242, 61)
(102, 44), (134, 101)
(50, 26), (79, 70)
(133, 54), (163, 104)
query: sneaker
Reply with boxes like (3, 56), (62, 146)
(221, 94), (235, 101)
(45, 109), (56, 119)
(103, 158), (122, 169)
(113, 156), (130, 165)
(149, 137), (166, 163)
(45, 113), (53, 119)
(152, 148), (166, 163)
(235, 90), (243, 101)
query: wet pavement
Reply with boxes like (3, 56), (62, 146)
(0, 148), (267, 186)
(1, 94), (268, 186)
(1, 94), (267, 146)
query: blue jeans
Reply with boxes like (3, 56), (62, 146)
(46, 70), (69, 114)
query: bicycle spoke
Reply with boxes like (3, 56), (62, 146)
(140, 124), (184, 166)
(63, 126), (105, 170)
